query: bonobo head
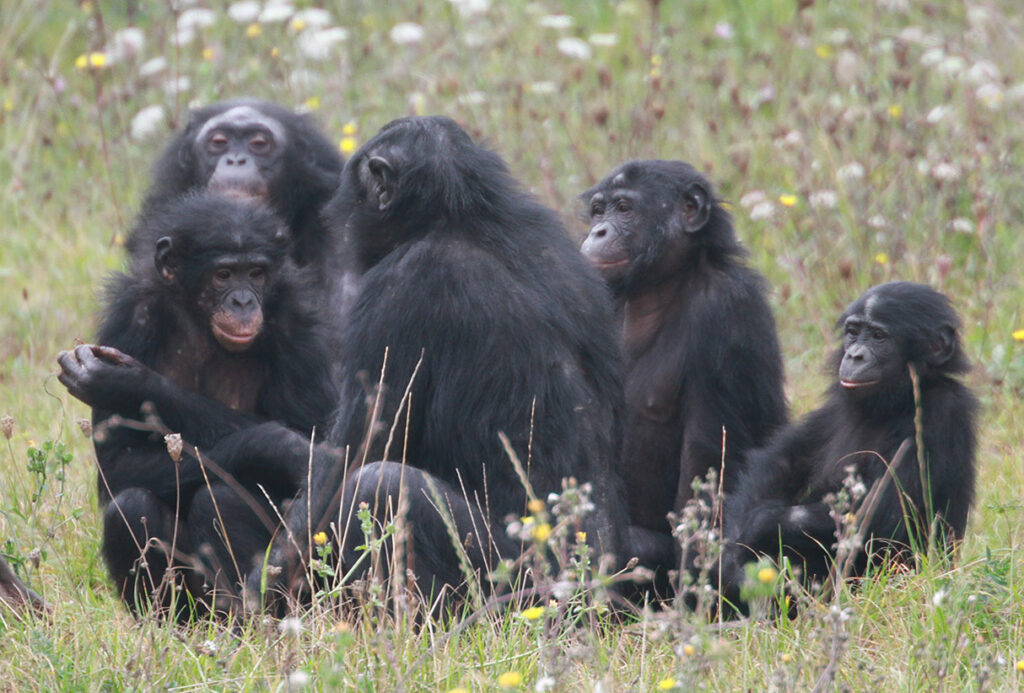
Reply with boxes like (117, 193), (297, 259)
(148, 192), (291, 353)
(836, 282), (969, 401)
(580, 160), (740, 294)
(327, 115), (518, 269)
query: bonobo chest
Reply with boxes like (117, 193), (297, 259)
(156, 342), (265, 413)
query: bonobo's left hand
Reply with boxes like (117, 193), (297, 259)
(57, 344), (154, 413)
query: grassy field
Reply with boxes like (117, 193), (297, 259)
(1, 0), (1023, 689)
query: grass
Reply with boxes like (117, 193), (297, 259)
(1, 0), (1023, 689)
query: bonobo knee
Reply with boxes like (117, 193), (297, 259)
(104, 487), (164, 540)
(344, 461), (410, 510)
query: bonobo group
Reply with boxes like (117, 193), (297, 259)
(57, 99), (978, 622)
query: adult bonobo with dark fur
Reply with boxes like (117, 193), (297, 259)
(725, 282), (978, 594)
(127, 99), (354, 315)
(251, 116), (628, 610)
(58, 193), (337, 619)
(580, 160), (787, 592)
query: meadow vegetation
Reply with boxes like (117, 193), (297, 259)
(1, 0), (1023, 689)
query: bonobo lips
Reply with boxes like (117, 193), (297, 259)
(212, 322), (261, 352)
(592, 258), (628, 269)
(840, 379), (879, 389)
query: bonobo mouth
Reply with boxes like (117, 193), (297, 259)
(209, 180), (270, 202)
(212, 323), (260, 351)
(592, 258), (629, 269)
(840, 379), (879, 389)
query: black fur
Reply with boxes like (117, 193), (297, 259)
(726, 282), (978, 595)
(580, 160), (787, 592)
(58, 193), (337, 619)
(253, 116), (628, 610)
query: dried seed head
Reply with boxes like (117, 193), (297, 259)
(1, 415), (13, 440)
(76, 418), (92, 438)
(164, 433), (183, 462)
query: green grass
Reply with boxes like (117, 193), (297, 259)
(1, 0), (1023, 689)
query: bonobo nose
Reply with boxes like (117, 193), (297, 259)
(589, 223), (610, 239)
(230, 291), (255, 309)
(227, 155), (247, 165)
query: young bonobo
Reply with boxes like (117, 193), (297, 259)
(725, 282), (978, 598)
(58, 192), (337, 619)
(580, 160), (787, 595)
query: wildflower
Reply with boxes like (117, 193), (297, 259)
(868, 215), (887, 229)
(778, 194), (797, 207)
(527, 498), (544, 514)
(139, 56), (167, 78)
(575, 531), (587, 544)
(271, 47), (281, 58)
(1016, 660), (1024, 672)
(332, 621), (351, 633)
(498, 671), (523, 688)
(757, 566), (778, 584)
(3, 99), (13, 113)
(976, 83), (1003, 110)
(920, 47), (945, 67)
(298, 27), (350, 60)
(926, 105), (951, 124)
(228, 1), (261, 23)
(538, 14), (573, 30)
(449, 0), (490, 18)
(588, 33), (618, 47)
(342, 121), (358, 136)
(279, 616), (303, 635)
(739, 190), (766, 208)
(932, 588), (948, 607)
(951, 218), (974, 234)
(287, 670), (310, 687)
(930, 162), (960, 183)
(532, 523), (552, 542)
(656, 677), (677, 690)
(130, 105), (166, 141)
(535, 676), (556, 692)
(107, 27), (145, 63)
(519, 605), (546, 620)
(1, 415), (13, 440)
(447, 688), (470, 693)
(1012, 330), (1024, 342)
(815, 44), (834, 59)
(340, 137), (358, 155)
(304, 96), (321, 111)
(937, 56), (965, 78)
(293, 8), (332, 28)
(874, 252), (889, 265)
(844, 512), (856, 524)
(527, 81), (558, 95)
(75, 52), (107, 69)
(888, 104), (902, 118)
(291, 18), (307, 32)
(650, 54), (663, 67)
(836, 162), (865, 183)
(179, 8), (216, 31)
(246, 23), (262, 38)
(714, 21), (734, 39)
(809, 190), (838, 209)
(261, 2), (295, 24)
(682, 643), (696, 656)
(781, 653), (793, 663)
(557, 37), (592, 60)
(313, 531), (328, 546)
(390, 22), (425, 45)
(749, 201), (775, 221)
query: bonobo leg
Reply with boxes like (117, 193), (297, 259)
(102, 487), (203, 621)
(188, 482), (279, 613)
(338, 461), (522, 608)
(623, 525), (677, 601)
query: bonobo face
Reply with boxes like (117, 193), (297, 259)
(193, 106), (288, 201)
(838, 311), (901, 394)
(580, 181), (643, 286)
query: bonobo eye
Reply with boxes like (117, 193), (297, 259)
(615, 199), (632, 214)
(844, 322), (860, 338)
(249, 267), (266, 283)
(249, 133), (271, 154)
(213, 268), (232, 284)
(590, 199), (605, 217)
(208, 132), (229, 153)
(871, 327), (888, 341)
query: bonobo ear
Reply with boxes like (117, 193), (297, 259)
(367, 155), (395, 211)
(272, 225), (291, 248)
(680, 182), (712, 233)
(154, 236), (178, 283)
(928, 324), (957, 367)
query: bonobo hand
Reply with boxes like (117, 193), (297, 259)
(57, 344), (153, 413)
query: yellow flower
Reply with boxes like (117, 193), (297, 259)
(1012, 329), (1024, 342)
(497, 671), (522, 688)
(291, 18), (307, 32)
(874, 252), (890, 265)
(75, 52), (107, 69)
(202, 47), (214, 61)
(339, 137), (358, 155)
(815, 44), (834, 59)
(527, 498), (544, 514)
(682, 644), (696, 656)
(447, 688), (470, 693)
(844, 512), (857, 524)
(112, 233), (125, 246)
(1017, 660), (1024, 672)
(532, 523), (552, 542)
(332, 621), (350, 633)
(313, 531), (328, 546)
(81, 1), (94, 12)
(270, 47), (280, 58)
(650, 54), (663, 66)
(342, 120), (358, 136)
(3, 98), (13, 112)
(757, 566), (778, 584)
(781, 653), (792, 663)
(519, 605), (545, 620)
(575, 531), (587, 544)
(246, 23), (262, 38)
(656, 677), (676, 690)
(778, 194), (797, 207)
(305, 96), (321, 111)
(888, 104), (902, 119)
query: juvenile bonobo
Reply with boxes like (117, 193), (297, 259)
(581, 160), (787, 593)
(725, 282), (978, 596)
(58, 192), (337, 619)
(128, 99), (356, 324)
(251, 116), (628, 612)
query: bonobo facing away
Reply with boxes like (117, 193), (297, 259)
(725, 282), (978, 596)
(580, 160), (787, 593)
(58, 193), (337, 619)
(251, 116), (628, 612)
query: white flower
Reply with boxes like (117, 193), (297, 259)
(557, 37), (591, 60)
(279, 616), (304, 635)
(1006, 83), (1024, 103)
(926, 105), (951, 124)
(458, 91), (487, 105)
(825, 28), (851, 44)
(106, 27), (145, 63)
(139, 56), (168, 78)
(749, 201), (776, 221)
(287, 670), (310, 687)
(178, 8), (216, 31)
(966, 6), (990, 26)
(448, 0), (490, 17)
(588, 33), (618, 47)
(164, 76), (191, 95)
(227, 1), (261, 23)
(173, 27), (196, 47)
(260, 1), (295, 23)
(976, 83), (1003, 110)
(616, 2), (639, 15)
(930, 162), (960, 183)
(739, 190), (766, 208)
(535, 676), (556, 692)
(919, 47), (945, 67)
(292, 8), (332, 27)
(965, 60), (1000, 85)
(538, 14), (573, 30)
(390, 22), (425, 45)
(937, 55), (965, 78)
(298, 27), (350, 60)
(714, 21), (734, 39)
(951, 217), (974, 234)
(836, 162), (865, 183)
(932, 588), (948, 607)
(130, 105), (166, 141)
(867, 215), (886, 229)
(528, 81), (558, 95)
(809, 190), (839, 209)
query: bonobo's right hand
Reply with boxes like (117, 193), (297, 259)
(57, 344), (153, 414)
